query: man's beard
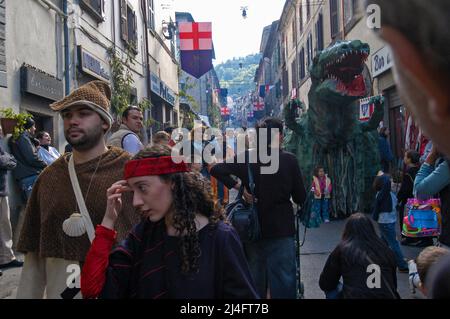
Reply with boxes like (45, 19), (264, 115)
(65, 125), (104, 151)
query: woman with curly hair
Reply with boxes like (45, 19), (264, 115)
(80, 144), (258, 299)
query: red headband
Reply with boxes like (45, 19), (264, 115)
(124, 156), (190, 179)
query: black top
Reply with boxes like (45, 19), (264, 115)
(100, 220), (259, 299)
(397, 166), (420, 207)
(210, 149), (307, 238)
(319, 244), (400, 299)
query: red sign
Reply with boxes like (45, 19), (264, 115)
(220, 107), (230, 116)
(179, 22), (213, 51)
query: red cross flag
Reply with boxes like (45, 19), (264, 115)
(253, 98), (265, 111)
(221, 107), (230, 116)
(179, 22), (213, 51)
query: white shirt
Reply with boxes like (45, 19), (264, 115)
(122, 133), (144, 155)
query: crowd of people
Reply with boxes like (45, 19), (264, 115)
(0, 0), (449, 299)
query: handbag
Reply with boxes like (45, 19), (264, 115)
(402, 198), (441, 238)
(225, 163), (261, 243)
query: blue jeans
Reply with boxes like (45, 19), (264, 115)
(312, 198), (330, 221)
(243, 237), (297, 299)
(378, 222), (408, 269)
(19, 175), (38, 201)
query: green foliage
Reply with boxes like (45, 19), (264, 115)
(108, 47), (135, 119)
(215, 53), (261, 98)
(207, 103), (221, 129)
(179, 76), (200, 112)
(0, 108), (33, 140)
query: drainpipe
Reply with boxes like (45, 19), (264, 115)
(63, 0), (70, 95)
(142, 0), (152, 138)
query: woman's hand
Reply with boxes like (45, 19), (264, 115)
(102, 180), (131, 230)
(426, 145), (440, 165)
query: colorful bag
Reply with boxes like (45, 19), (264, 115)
(402, 198), (441, 238)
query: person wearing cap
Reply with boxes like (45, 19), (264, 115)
(80, 144), (259, 299)
(107, 106), (144, 155)
(8, 117), (47, 200)
(16, 80), (140, 299)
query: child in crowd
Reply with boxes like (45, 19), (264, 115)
(408, 246), (449, 296)
(308, 166), (332, 227)
(373, 174), (409, 272)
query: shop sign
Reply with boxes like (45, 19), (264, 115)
(372, 46), (393, 78)
(151, 72), (176, 106)
(20, 65), (64, 101)
(78, 46), (110, 81)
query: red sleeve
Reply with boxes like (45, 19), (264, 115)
(81, 225), (117, 299)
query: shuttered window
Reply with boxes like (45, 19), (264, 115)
(299, 48), (305, 80)
(330, 0), (339, 38)
(120, 1), (138, 54)
(315, 13), (324, 52)
(80, 0), (104, 23)
(148, 0), (155, 31)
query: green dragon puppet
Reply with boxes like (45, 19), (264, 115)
(284, 40), (384, 217)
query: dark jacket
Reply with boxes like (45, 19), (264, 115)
(397, 166), (420, 208)
(210, 149), (307, 238)
(319, 244), (400, 299)
(8, 132), (46, 180)
(378, 136), (394, 162)
(0, 141), (17, 196)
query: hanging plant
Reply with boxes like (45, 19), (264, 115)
(0, 108), (33, 140)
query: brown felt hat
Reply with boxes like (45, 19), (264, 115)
(50, 81), (113, 129)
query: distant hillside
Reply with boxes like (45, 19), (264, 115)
(215, 53), (261, 98)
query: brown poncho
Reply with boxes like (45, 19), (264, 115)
(17, 147), (141, 261)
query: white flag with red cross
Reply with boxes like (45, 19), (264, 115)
(253, 98), (265, 111)
(179, 22), (213, 51)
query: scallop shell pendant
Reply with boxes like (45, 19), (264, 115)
(62, 213), (87, 237)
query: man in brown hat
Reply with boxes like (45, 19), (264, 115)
(16, 80), (140, 299)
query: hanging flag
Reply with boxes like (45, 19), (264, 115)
(179, 22), (213, 51)
(247, 110), (254, 119)
(179, 22), (214, 79)
(180, 50), (214, 79)
(220, 107), (230, 116)
(253, 98), (265, 111)
(259, 85), (266, 98)
(220, 88), (228, 98)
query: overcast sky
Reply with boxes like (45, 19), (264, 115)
(173, 0), (284, 64)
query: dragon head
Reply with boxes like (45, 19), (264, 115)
(310, 40), (371, 103)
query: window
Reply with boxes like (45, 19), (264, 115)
(148, 0), (155, 31)
(306, 0), (311, 21)
(292, 21), (296, 49)
(120, 0), (138, 54)
(330, 0), (340, 38)
(315, 13), (324, 52)
(299, 4), (303, 34)
(282, 68), (289, 98)
(80, 0), (105, 23)
(344, 0), (362, 31)
(299, 48), (306, 80)
(291, 59), (298, 90)
(306, 34), (313, 70)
